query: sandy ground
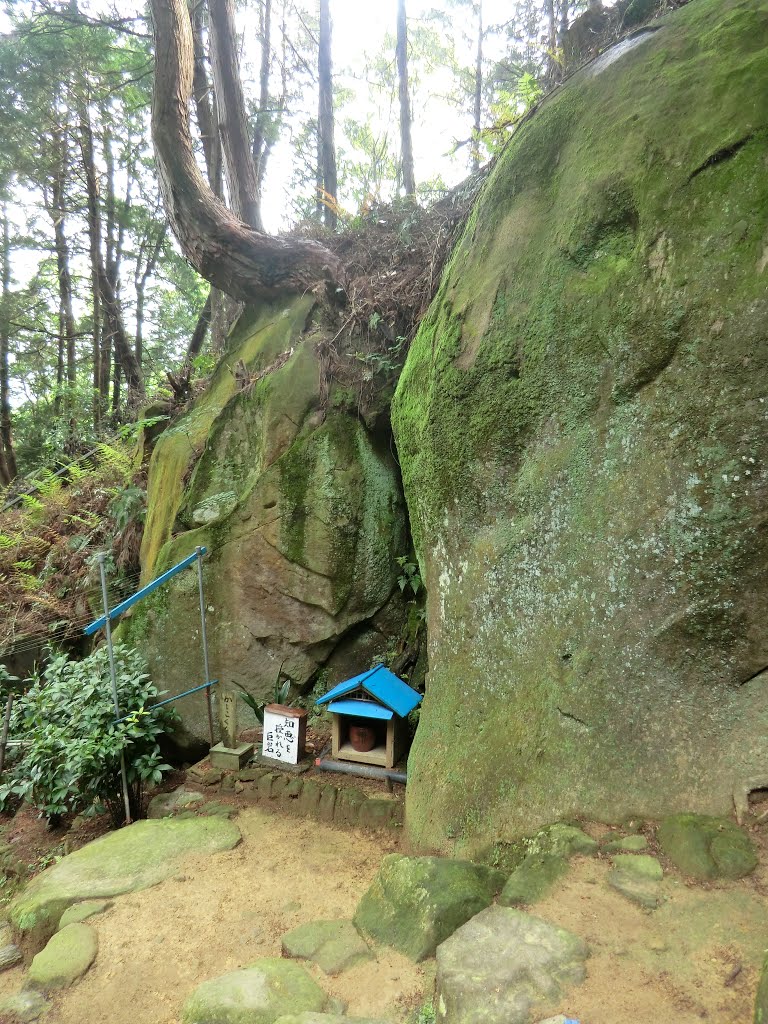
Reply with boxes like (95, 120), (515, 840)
(0, 807), (766, 1024)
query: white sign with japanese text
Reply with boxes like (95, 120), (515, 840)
(262, 709), (301, 764)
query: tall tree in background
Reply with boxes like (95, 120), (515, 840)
(0, 193), (17, 483)
(396, 0), (415, 196)
(317, 0), (337, 226)
(208, 0), (262, 230)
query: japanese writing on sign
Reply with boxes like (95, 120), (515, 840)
(262, 709), (300, 764)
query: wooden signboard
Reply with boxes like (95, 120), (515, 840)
(262, 704), (307, 765)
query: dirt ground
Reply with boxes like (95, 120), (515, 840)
(0, 797), (766, 1024)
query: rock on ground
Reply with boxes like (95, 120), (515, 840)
(10, 816), (240, 951)
(281, 920), (372, 975)
(607, 854), (663, 909)
(182, 958), (327, 1024)
(57, 899), (112, 929)
(435, 906), (588, 1024)
(27, 923), (98, 992)
(499, 824), (598, 906)
(147, 786), (205, 819)
(0, 988), (49, 1022)
(603, 835), (648, 853)
(755, 951), (768, 1024)
(353, 855), (505, 961)
(657, 814), (757, 879)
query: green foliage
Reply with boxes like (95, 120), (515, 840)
(0, 645), (177, 825)
(235, 663), (292, 725)
(109, 485), (146, 533)
(396, 555), (422, 597)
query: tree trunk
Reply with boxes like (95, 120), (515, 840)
(187, 291), (212, 359)
(318, 0), (337, 227)
(149, 0), (343, 302)
(78, 104), (144, 406)
(544, 0), (558, 84)
(396, 0), (416, 196)
(252, 0), (277, 197)
(48, 128), (78, 433)
(135, 224), (167, 367)
(471, 1), (483, 173)
(0, 200), (17, 482)
(208, 0), (263, 230)
(79, 101), (108, 425)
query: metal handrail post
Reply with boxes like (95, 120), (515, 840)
(98, 553), (132, 825)
(196, 547), (215, 747)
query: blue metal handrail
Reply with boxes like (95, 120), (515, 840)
(84, 548), (207, 636)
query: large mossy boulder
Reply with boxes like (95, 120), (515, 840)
(27, 923), (98, 992)
(125, 299), (407, 751)
(10, 817), (240, 951)
(353, 854), (505, 961)
(657, 813), (758, 879)
(392, 0), (768, 852)
(181, 959), (327, 1024)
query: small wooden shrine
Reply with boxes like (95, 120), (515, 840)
(316, 665), (422, 769)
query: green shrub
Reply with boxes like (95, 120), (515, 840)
(0, 644), (177, 826)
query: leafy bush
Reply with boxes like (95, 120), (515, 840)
(0, 644), (177, 826)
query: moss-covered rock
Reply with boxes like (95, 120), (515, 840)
(10, 817), (240, 951)
(498, 853), (569, 908)
(392, 0), (768, 852)
(657, 813), (757, 879)
(607, 854), (664, 909)
(27, 923), (98, 991)
(126, 300), (407, 751)
(756, 952), (768, 1024)
(353, 854), (505, 962)
(281, 920), (372, 975)
(181, 959), (327, 1024)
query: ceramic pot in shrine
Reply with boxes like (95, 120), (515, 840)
(348, 721), (376, 752)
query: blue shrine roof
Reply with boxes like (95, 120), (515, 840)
(327, 699), (393, 720)
(316, 665), (422, 718)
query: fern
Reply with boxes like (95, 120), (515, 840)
(95, 442), (132, 479)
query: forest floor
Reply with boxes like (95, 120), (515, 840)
(0, 782), (766, 1024)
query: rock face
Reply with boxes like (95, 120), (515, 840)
(181, 959), (327, 1024)
(10, 817), (240, 950)
(657, 813), (758, 879)
(435, 906), (588, 1024)
(392, 0), (768, 851)
(353, 855), (505, 961)
(126, 298), (407, 751)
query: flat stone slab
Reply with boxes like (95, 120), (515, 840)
(28, 923), (98, 992)
(147, 786), (205, 819)
(436, 906), (588, 1024)
(0, 988), (49, 1022)
(182, 958), (327, 1024)
(57, 899), (112, 930)
(10, 816), (240, 949)
(607, 854), (663, 909)
(354, 855), (505, 962)
(657, 814), (757, 879)
(281, 920), (372, 975)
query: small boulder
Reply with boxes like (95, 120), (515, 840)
(147, 787), (205, 819)
(182, 958), (327, 1024)
(657, 814), (757, 879)
(603, 835), (648, 853)
(539, 824), (598, 858)
(607, 854), (663, 909)
(0, 988), (49, 1022)
(499, 853), (569, 907)
(57, 899), (112, 929)
(353, 855), (505, 962)
(281, 920), (372, 975)
(27, 923), (98, 992)
(435, 906), (588, 1024)
(0, 942), (23, 971)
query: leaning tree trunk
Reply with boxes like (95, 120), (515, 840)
(150, 0), (343, 302)
(0, 200), (17, 482)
